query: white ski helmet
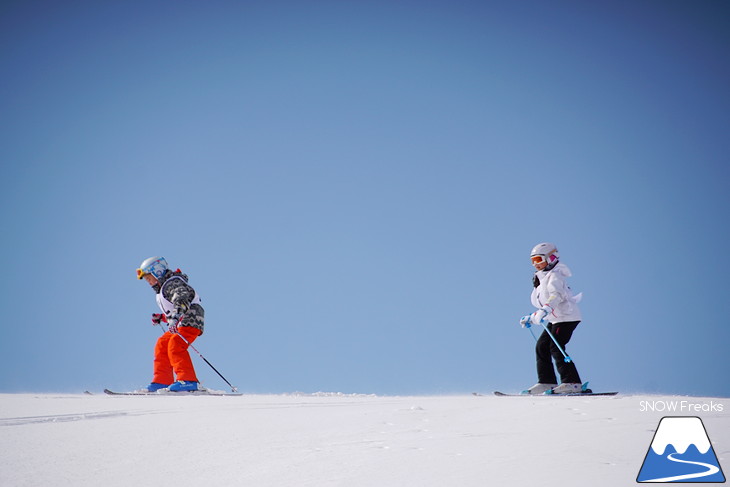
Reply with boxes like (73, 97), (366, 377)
(530, 242), (559, 267)
(137, 256), (169, 280)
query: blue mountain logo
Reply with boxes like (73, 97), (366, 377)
(637, 416), (725, 483)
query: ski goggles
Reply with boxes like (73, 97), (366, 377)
(136, 268), (148, 279)
(531, 253), (558, 265)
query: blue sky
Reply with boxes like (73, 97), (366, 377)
(1, 1), (728, 396)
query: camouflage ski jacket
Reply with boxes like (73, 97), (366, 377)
(153, 270), (204, 335)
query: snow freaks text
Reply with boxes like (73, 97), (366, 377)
(639, 400), (724, 413)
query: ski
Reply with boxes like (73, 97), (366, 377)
(481, 381), (617, 397)
(103, 388), (242, 397)
(490, 391), (618, 397)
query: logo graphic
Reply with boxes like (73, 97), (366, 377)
(637, 416), (725, 483)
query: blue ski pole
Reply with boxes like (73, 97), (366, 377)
(538, 319), (572, 363)
(525, 323), (539, 342)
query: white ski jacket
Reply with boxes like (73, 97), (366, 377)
(531, 262), (582, 323)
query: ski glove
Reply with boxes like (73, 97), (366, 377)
(151, 313), (168, 326)
(530, 305), (554, 325)
(520, 315), (532, 328)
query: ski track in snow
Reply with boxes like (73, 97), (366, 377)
(0, 393), (727, 487)
(0, 410), (131, 426)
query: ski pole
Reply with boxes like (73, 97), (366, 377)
(157, 319), (238, 392)
(538, 320), (572, 363)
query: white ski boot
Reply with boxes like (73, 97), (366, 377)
(522, 383), (557, 395)
(551, 383), (583, 394)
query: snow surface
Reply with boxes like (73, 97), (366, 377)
(1, 392), (727, 486)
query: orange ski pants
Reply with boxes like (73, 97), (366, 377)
(152, 327), (201, 384)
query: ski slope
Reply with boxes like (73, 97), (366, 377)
(1, 392), (727, 486)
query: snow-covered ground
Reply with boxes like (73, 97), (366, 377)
(1, 392), (727, 486)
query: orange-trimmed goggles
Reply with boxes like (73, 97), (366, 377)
(531, 255), (547, 265)
(136, 268), (148, 279)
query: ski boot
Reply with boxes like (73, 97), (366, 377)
(145, 382), (170, 392)
(549, 383), (584, 394)
(168, 381), (199, 392)
(522, 383), (557, 395)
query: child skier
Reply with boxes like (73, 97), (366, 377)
(136, 256), (204, 392)
(520, 243), (583, 394)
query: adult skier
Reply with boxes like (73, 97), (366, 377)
(136, 256), (204, 392)
(520, 243), (583, 394)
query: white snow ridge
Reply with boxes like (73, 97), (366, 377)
(650, 416), (712, 455)
(0, 392), (728, 487)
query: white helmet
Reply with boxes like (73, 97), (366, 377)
(530, 242), (559, 268)
(136, 256), (169, 280)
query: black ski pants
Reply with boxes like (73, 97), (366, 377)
(536, 321), (581, 384)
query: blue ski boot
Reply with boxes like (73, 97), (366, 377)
(168, 381), (199, 392)
(146, 382), (170, 392)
